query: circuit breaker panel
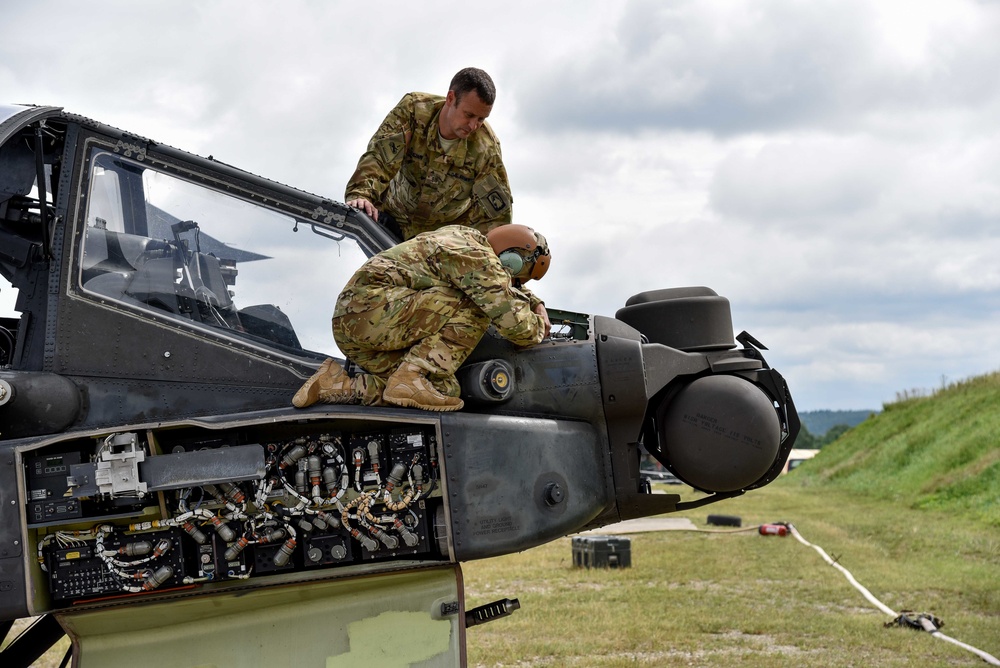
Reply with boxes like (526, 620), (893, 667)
(24, 420), (445, 611)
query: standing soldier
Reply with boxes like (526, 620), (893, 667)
(292, 224), (551, 412)
(345, 67), (513, 241)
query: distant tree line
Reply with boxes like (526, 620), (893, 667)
(795, 423), (852, 449)
(797, 410), (875, 448)
(798, 409), (874, 435)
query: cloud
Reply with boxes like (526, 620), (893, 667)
(513, 0), (863, 134)
(514, 0), (1000, 137)
(709, 136), (890, 225)
(2, 0), (1000, 413)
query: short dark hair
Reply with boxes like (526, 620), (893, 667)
(449, 68), (496, 106)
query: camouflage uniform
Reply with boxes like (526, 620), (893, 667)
(333, 225), (544, 404)
(345, 92), (513, 240)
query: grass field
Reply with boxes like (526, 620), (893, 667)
(463, 479), (1000, 667)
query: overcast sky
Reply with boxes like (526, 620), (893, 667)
(3, 0), (1000, 412)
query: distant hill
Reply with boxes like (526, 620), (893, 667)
(799, 409), (877, 436)
(792, 372), (1000, 528)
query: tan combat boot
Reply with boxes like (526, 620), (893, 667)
(383, 363), (464, 412)
(292, 358), (355, 408)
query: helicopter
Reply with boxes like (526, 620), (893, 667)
(0, 103), (798, 667)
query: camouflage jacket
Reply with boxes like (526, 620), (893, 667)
(345, 92), (513, 240)
(335, 226), (544, 347)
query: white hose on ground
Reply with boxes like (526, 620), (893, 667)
(788, 523), (1000, 666)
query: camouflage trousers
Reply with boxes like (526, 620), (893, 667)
(333, 286), (489, 404)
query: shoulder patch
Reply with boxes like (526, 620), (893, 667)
(473, 174), (511, 215)
(376, 132), (408, 164)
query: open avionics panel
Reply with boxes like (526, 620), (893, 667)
(22, 417), (447, 613)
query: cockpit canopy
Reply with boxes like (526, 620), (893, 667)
(77, 147), (371, 359)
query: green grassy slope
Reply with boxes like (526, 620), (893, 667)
(794, 371), (1000, 527)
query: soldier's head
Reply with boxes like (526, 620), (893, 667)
(487, 224), (551, 283)
(450, 68), (496, 105)
(440, 68), (495, 141)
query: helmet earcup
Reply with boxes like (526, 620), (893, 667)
(498, 250), (524, 276)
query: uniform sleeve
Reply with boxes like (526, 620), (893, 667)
(345, 94), (415, 204)
(456, 138), (514, 234)
(518, 284), (544, 311)
(439, 241), (544, 347)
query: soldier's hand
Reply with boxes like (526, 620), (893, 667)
(535, 303), (551, 338)
(347, 198), (379, 221)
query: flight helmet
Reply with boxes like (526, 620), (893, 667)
(486, 224), (550, 281)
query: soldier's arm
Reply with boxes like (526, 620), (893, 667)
(345, 94), (415, 204)
(516, 284), (544, 311)
(513, 285), (550, 338)
(535, 302), (551, 338)
(445, 244), (544, 347)
(461, 144), (514, 234)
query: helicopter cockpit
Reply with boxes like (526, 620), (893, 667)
(79, 148), (369, 360)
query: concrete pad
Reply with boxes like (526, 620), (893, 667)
(576, 516), (698, 535)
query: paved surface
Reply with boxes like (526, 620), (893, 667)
(576, 516), (698, 535)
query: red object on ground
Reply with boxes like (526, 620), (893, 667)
(759, 523), (788, 536)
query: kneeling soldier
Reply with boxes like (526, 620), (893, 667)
(292, 224), (551, 411)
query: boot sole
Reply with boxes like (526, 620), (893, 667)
(293, 389), (357, 408)
(319, 392), (357, 405)
(292, 359), (353, 408)
(383, 395), (464, 412)
(292, 378), (322, 408)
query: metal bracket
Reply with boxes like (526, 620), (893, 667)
(94, 432), (147, 497)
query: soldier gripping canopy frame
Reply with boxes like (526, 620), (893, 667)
(345, 67), (513, 241)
